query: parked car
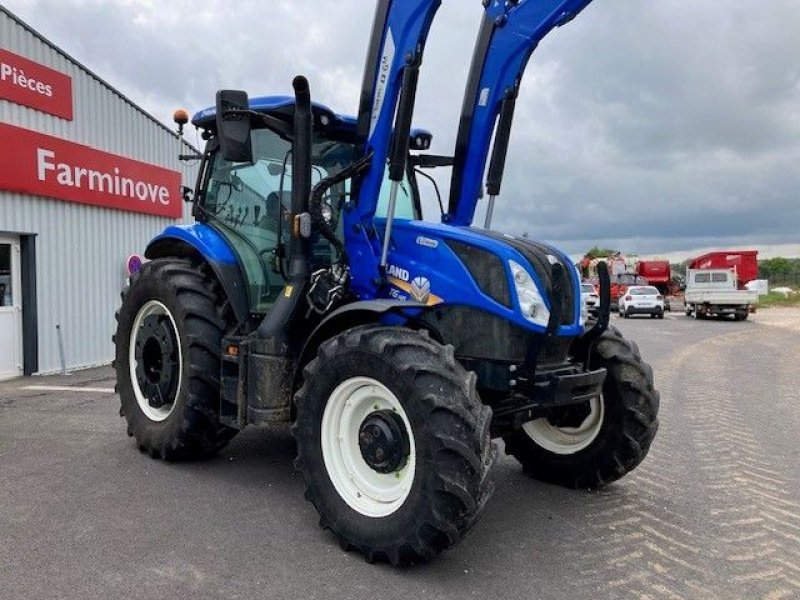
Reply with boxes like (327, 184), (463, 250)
(619, 286), (665, 319)
(581, 282), (599, 316)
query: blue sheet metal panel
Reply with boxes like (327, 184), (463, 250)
(192, 96), (341, 128)
(191, 95), (432, 142)
(377, 220), (583, 336)
(147, 223), (238, 266)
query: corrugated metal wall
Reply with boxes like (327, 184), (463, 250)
(0, 8), (200, 373)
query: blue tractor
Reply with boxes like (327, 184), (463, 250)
(114, 0), (659, 565)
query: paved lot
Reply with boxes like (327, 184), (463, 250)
(1, 310), (799, 599)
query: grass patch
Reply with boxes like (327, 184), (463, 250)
(758, 291), (800, 308)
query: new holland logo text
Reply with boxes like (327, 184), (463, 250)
(386, 264), (409, 282)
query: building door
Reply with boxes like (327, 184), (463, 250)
(0, 235), (23, 380)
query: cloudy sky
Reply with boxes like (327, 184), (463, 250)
(5, 0), (799, 257)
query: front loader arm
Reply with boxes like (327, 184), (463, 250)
(345, 0), (442, 299)
(446, 0), (595, 227)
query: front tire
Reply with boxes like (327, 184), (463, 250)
(114, 258), (237, 460)
(503, 326), (659, 489)
(293, 327), (494, 566)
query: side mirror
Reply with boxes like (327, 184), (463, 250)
(215, 90), (253, 163)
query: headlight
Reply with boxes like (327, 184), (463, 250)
(580, 294), (589, 327)
(575, 264), (588, 328)
(509, 260), (550, 328)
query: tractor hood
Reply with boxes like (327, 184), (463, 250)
(379, 219), (582, 336)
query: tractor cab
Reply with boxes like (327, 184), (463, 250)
(186, 95), (429, 317)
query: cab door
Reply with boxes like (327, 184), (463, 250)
(202, 131), (293, 315)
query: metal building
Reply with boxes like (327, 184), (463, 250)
(0, 6), (198, 379)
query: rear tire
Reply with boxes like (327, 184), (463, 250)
(503, 326), (659, 489)
(114, 258), (237, 460)
(293, 326), (494, 566)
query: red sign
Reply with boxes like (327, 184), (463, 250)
(0, 49), (73, 120)
(0, 122), (182, 218)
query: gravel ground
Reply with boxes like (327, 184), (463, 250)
(753, 306), (800, 333)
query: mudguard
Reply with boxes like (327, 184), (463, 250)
(294, 299), (429, 389)
(145, 223), (250, 328)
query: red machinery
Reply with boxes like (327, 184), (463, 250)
(609, 273), (648, 307)
(580, 255), (648, 307)
(636, 260), (671, 295)
(687, 251), (759, 289)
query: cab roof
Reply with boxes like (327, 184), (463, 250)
(192, 95), (431, 146)
(192, 95), (352, 129)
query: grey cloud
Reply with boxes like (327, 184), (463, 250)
(5, 0), (798, 257)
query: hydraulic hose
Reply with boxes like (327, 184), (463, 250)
(309, 152), (373, 265)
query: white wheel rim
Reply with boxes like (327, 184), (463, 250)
(321, 377), (416, 518)
(128, 300), (182, 422)
(523, 397), (605, 455)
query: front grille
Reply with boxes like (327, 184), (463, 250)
(448, 240), (512, 308)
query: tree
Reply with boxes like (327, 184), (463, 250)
(760, 257), (793, 274)
(759, 257), (800, 287)
(584, 246), (619, 260)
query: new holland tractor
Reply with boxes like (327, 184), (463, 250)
(114, 0), (659, 565)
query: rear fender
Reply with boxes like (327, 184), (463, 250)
(145, 224), (250, 328)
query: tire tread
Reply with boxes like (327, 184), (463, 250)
(114, 258), (237, 461)
(292, 326), (494, 566)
